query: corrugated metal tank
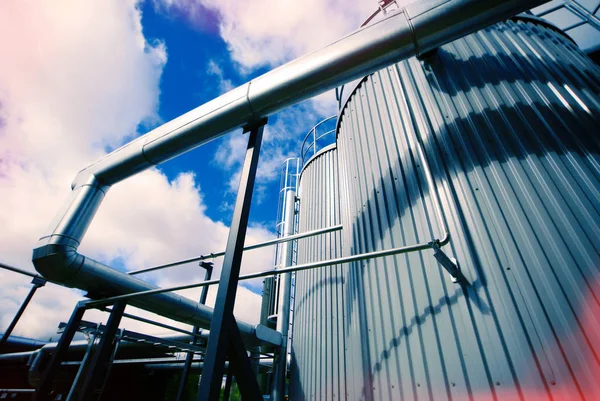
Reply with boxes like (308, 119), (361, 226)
(293, 14), (600, 401)
(290, 145), (347, 400)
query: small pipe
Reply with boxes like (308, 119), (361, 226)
(0, 279), (46, 348)
(0, 262), (41, 279)
(128, 225), (342, 276)
(86, 233), (449, 308)
(101, 307), (209, 341)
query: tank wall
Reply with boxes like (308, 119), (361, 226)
(335, 17), (600, 401)
(290, 146), (347, 400)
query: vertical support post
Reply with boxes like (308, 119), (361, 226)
(271, 189), (296, 401)
(222, 371), (233, 401)
(66, 324), (100, 401)
(34, 301), (86, 401)
(77, 301), (126, 401)
(196, 119), (267, 401)
(0, 277), (46, 349)
(175, 262), (213, 401)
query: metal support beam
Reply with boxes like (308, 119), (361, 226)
(0, 276), (46, 349)
(77, 301), (126, 401)
(34, 302), (86, 401)
(222, 371), (233, 401)
(66, 324), (100, 401)
(175, 262), (213, 401)
(196, 120), (266, 401)
(227, 320), (263, 398)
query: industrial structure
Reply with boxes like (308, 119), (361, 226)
(1, 0), (599, 400)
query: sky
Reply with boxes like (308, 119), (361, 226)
(1, 0), (598, 342)
(0, 0), (375, 340)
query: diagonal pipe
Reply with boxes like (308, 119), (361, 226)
(32, 0), (548, 346)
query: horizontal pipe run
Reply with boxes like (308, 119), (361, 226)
(87, 234), (449, 308)
(128, 224), (343, 276)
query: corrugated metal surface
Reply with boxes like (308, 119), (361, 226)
(290, 146), (347, 400)
(294, 17), (600, 400)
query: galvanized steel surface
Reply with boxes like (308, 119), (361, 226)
(291, 146), (347, 400)
(333, 18), (600, 401)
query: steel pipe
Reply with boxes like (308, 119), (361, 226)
(128, 224), (342, 276)
(32, 0), (548, 352)
(86, 234), (449, 309)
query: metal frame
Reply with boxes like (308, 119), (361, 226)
(532, 0), (600, 35)
(23, 0), (551, 397)
(196, 120), (266, 400)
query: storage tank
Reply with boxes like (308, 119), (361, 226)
(291, 144), (347, 400)
(292, 8), (600, 401)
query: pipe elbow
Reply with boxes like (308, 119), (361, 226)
(32, 243), (84, 286)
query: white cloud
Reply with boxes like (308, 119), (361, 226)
(0, 0), (273, 341)
(199, 0), (375, 71)
(206, 59), (235, 94)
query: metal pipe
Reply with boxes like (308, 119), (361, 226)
(128, 225), (342, 276)
(0, 277), (46, 348)
(86, 234), (448, 308)
(32, 0), (547, 354)
(0, 261), (44, 280)
(271, 190), (296, 401)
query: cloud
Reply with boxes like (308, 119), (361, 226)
(0, 0), (272, 340)
(155, 0), (375, 71)
(206, 59), (235, 94)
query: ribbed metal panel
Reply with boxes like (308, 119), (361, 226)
(290, 146), (347, 400)
(333, 17), (600, 401)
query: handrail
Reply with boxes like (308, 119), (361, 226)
(127, 224), (343, 276)
(300, 115), (337, 166)
(86, 234), (450, 309)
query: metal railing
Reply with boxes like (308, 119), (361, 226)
(300, 116), (337, 167)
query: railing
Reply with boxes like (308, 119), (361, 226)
(300, 116), (337, 167)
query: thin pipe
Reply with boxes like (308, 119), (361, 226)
(0, 262), (41, 279)
(100, 307), (208, 341)
(128, 225), (342, 276)
(0, 279), (45, 348)
(86, 234), (448, 309)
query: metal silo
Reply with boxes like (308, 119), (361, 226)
(336, 13), (600, 401)
(292, 10), (600, 401)
(291, 122), (347, 399)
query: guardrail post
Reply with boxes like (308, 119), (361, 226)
(175, 262), (213, 401)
